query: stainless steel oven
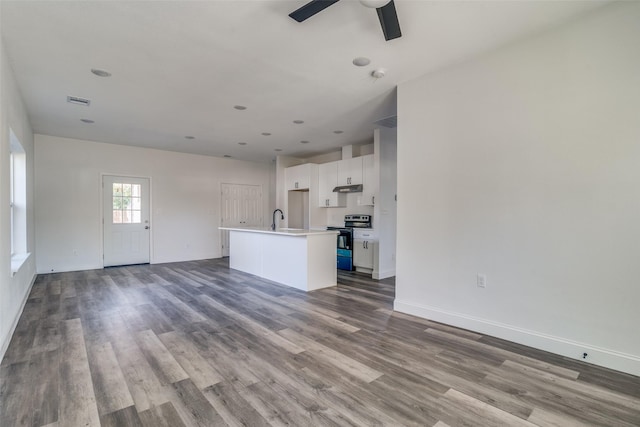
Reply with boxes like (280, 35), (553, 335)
(328, 215), (372, 271)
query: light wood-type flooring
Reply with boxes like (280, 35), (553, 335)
(1, 258), (639, 426)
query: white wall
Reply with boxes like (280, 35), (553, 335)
(1, 39), (37, 360)
(35, 135), (273, 273)
(396, 2), (640, 376)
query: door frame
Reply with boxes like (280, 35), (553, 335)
(100, 173), (153, 267)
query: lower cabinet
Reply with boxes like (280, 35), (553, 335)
(353, 239), (376, 270)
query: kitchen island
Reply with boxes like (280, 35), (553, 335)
(219, 227), (338, 292)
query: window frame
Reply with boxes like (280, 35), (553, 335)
(9, 150), (16, 256)
(9, 129), (28, 275)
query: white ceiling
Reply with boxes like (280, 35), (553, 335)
(1, 0), (607, 163)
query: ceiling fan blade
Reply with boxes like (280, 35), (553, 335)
(289, 0), (341, 22)
(376, 0), (402, 41)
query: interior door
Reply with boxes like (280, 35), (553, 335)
(220, 183), (263, 256)
(103, 175), (150, 267)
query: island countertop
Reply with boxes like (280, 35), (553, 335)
(219, 226), (337, 236)
(219, 226), (338, 291)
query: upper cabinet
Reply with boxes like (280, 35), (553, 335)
(358, 154), (377, 206)
(285, 163), (311, 191)
(337, 157), (363, 186)
(286, 155), (372, 208)
(318, 161), (346, 207)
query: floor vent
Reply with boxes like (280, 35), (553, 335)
(373, 115), (397, 128)
(67, 96), (91, 106)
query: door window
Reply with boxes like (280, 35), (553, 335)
(112, 183), (142, 224)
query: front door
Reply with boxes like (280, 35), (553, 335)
(220, 183), (263, 256)
(103, 175), (151, 267)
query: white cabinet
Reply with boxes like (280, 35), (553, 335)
(358, 154), (377, 206)
(318, 161), (345, 207)
(285, 164), (311, 191)
(353, 229), (377, 270)
(353, 240), (375, 270)
(337, 157), (363, 186)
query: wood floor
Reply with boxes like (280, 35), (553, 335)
(1, 259), (639, 427)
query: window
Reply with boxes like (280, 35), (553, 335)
(112, 182), (142, 224)
(10, 149), (15, 255)
(9, 129), (27, 265)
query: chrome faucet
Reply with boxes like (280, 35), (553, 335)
(271, 209), (284, 230)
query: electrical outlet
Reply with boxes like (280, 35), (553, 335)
(477, 274), (487, 288)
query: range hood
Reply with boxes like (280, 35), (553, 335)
(332, 184), (363, 193)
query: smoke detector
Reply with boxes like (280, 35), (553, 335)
(371, 69), (386, 79)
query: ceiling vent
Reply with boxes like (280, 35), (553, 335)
(67, 96), (91, 106)
(374, 115), (397, 128)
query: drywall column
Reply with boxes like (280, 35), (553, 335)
(373, 127), (397, 279)
(395, 2), (640, 375)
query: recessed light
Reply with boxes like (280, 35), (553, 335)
(224, 155), (232, 158)
(184, 136), (195, 140)
(261, 132), (271, 136)
(300, 140), (310, 144)
(274, 149), (283, 152)
(333, 130), (344, 134)
(238, 142), (247, 146)
(80, 118), (95, 124)
(91, 68), (111, 77)
(352, 57), (371, 67)
(234, 105), (247, 110)
(293, 120), (304, 124)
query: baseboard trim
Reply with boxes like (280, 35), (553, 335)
(394, 299), (640, 377)
(1, 272), (37, 363)
(373, 268), (396, 280)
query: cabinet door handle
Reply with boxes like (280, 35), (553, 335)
(372, 196), (375, 205)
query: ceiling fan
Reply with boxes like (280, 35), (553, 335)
(289, 0), (402, 41)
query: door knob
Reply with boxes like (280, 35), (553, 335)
(145, 226), (150, 230)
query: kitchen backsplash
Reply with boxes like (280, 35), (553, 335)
(326, 193), (374, 227)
